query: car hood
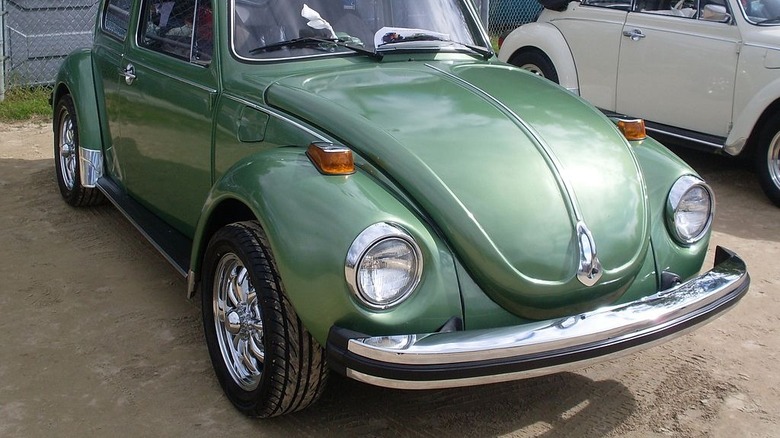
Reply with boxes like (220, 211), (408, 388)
(265, 61), (650, 319)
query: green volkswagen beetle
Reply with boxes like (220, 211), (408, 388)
(53, 0), (749, 418)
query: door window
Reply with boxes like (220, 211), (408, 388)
(140, 0), (213, 63)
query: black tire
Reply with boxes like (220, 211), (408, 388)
(754, 112), (780, 207)
(201, 221), (328, 417)
(508, 49), (560, 84)
(53, 94), (104, 207)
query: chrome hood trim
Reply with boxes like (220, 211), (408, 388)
(427, 63), (603, 287)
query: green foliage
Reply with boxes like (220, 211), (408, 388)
(0, 87), (52, 122)
(491, 36), (500, 53)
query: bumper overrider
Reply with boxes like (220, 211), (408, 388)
(327, 246), (749, 390)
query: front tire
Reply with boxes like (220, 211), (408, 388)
(508, 49), (560, 84)
(201, 221), (328, 417)
(755, 113), (780, 207)
(53, 94), (104, 206)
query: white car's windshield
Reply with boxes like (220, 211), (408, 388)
(739, 0), (780, 24)
(232, 0), (488, 59)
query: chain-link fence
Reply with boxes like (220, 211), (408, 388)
(1, 0), (99, 100)
(0, 0), (541, 99)
(489, 0), (542, 36)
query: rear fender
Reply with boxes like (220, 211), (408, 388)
(53, 49), (103, 156)
(191, 148), (462, 344)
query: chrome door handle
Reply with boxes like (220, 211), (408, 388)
(119, 64), (136, 85)
(622, 29), (646, 41)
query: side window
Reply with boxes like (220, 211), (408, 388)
(634, 0), (698, 17)
(581, 0), (632, 11)
(699, 0), (733, 21)
(103, 0), (133, 39)
(140, 0), (213, 63)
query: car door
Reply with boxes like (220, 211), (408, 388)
(549, 0), (630, 110)
(92, 0), (133, 183)
(112, 0), (216, 237)
(615, 0), (741, 137)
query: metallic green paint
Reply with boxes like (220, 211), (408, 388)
(59, 0), (713, 343)
(264, 61), (649, 319)
(196, 148), (463, 342)
(53, 49), (103, 154)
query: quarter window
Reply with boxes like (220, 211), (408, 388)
(103, 0), (133, 39)
(140, 0), (213, 63)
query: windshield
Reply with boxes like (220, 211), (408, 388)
(737, 0), (780, 24)
(232, 0), (488, 59)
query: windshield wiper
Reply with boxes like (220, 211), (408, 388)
(757, 16), (780, 25)
(249, 37), (382, 59)
(378, 34), (493, 60)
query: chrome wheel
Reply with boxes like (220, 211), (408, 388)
(213, 253), (264, 391)
(58, 110), (77, 191)
(766, 130), (780, 189)
(520, 63), (544, 77)
(202, 222), (328, 417)
(755, 113), (780, 207)
(508, 50), (559, 84)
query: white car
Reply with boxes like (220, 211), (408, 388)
(498, 0), (780, 206)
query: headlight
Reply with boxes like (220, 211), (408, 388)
(666, 175), (714, 245)
(345, 223), (423, 309)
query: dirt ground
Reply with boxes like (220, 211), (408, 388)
(0, 120), (777, 437)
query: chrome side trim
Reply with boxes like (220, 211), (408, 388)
(79, 148), (103, 188)
(644, 125), (725, 150)
(329, 247), (748, 390)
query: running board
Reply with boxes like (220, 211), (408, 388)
(97, 177), (191, 277)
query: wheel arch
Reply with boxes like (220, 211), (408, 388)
(498, 22), (579, 93)
(52, 48), (104, 156)
(726, 79), (780, 157)
(190, 148), (463, 343)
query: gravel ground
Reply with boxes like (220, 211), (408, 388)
(0, 121), (777, 437)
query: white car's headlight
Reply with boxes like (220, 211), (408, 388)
(345, 223), (422, 309)
(666, 175), (714, 245)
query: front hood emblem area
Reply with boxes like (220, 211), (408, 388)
(576, 221), (603, 287)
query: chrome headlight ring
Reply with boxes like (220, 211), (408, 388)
(666, 175), (714, 245)
(345, 222), (423, 310)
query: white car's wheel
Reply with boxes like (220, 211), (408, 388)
(508, 50), (559, 84)
(755, 113), (780, 207)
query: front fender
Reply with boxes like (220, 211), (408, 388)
(192, 147), (463, 344)
(53, 49), (103, 154)
(614, 136), (711, 304)
(725, 76), (780, 156)
(498, 22), (579, 94)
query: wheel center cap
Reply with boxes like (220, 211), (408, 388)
(226, 311), (242, 335)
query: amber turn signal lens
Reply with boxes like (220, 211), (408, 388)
(617, 119), (647, 141)
(306, 142), (355, 175)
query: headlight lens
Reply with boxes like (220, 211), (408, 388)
(666, 175), (714, 245)
(345, 223), (422, 309)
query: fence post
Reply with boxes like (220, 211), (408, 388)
(1, 0), (6, 102)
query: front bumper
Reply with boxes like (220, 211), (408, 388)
(327, 246), (749, 390)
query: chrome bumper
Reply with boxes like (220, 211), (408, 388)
(327, 246), (749, 390)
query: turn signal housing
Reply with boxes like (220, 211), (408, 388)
(306, 142), (355, 175)
(617, 119), (647, 141)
